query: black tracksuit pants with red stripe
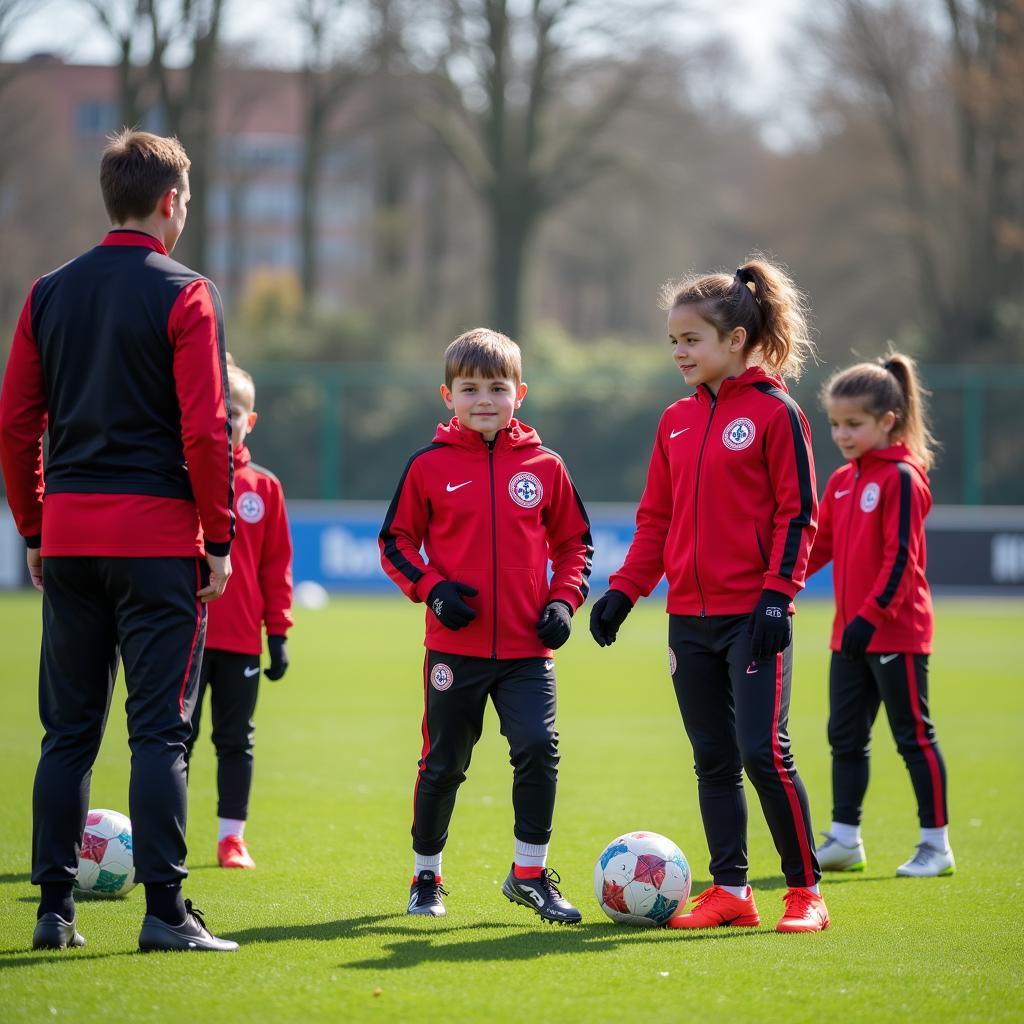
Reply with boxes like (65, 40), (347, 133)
(412, 652), (558, 856)
(32, 556), (206, 887)
(828, 651), (948, 828)
(669, 614), (820, 889)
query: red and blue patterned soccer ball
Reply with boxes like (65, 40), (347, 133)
(74, 809), (136, 896)
(594, 831), (691, 926)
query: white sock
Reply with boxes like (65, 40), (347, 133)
(218, 817), (245, 842)
(513, 839), (548, 869)
(720, 884), (749, 899)
(920, 826), (950, 852)
(414, 852), (442, 877)
(829, 821), (861, 846)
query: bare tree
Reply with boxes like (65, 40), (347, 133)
(81, 0), (153, 127)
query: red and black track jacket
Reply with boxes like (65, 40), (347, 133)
(379, 417), (593, 659)
(610, 367), (817, 615)
(0, 230), (234, 557)
(206, 445), (293, 656)
(807, 444), (933, 654)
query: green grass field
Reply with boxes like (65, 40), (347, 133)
(2, 594), (1023, 1023)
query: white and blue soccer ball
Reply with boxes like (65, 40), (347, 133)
(74, 808), (136, 896)
(594, 830), (691, 926)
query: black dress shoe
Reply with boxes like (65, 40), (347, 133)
(32, 913), (86, 950)
(138, 900), (239, 952)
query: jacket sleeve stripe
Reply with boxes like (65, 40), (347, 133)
(754, 382), (815, 581)
(379, 444), (442, 585)
(876, 462), (912, 608)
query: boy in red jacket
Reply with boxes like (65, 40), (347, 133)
(379, 328), (592, 922)
(186, 356), (293, 870)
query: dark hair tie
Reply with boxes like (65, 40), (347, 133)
(882, 358), (896, 372)
(735, 267), (753, 286)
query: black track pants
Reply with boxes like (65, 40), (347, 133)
(412, 652), (558, 856)
(185, 648), (260, 820)
(669, 613), (820, 889)
(828, 651), (948, 829)
(32, 556), (206, 886)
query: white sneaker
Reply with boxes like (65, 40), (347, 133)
(896, 842), (955, 877)
(815, 832), (867, 872)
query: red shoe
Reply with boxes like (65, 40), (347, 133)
(667, 885), (760, 929)
(776, 887), (829, 933)
(217, 835), (255, 869)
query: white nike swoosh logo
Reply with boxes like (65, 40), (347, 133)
(244, 666), (260, 677)
(670, 428), (690, 438)
(746, 662), (759, 675)
(834, 489), (851, 498)
(879, 653), (899, 665)
(446, 481), (472, 492)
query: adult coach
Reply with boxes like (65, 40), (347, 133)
(0, 130), (238, 952)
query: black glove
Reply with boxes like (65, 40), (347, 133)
(840, 615), (876, 659)
(428, 580), (479, 630)
(264, 635), (289, 681)
(747, 589), (792, 661)
(536, 600), (573, 649)
(589, 589), (634, 647)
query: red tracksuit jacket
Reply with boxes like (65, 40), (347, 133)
(205, 445), (293, 656)
(610, 367), (817, 615)
(807, 444), (933, 654)
(379, 417), (593, 658)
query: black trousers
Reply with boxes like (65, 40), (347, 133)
(185, 648), (260, 820)
(412, 652), (559, 856)
(828, 651), (948, 829)
(669, 614), (820, 889)
(32, 556), (206, 887)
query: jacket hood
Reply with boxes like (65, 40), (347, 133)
(694, 365), (788, 404)
(432, 416), (542, 451)
(859, 442), (929, 483)
(233, 443), (251, 469)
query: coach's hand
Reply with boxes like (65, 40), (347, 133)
(747, 589), (792, 661)
(589, 589), (634, 647)
(26, 548), (43, 593)
(199, 553), (232, 602)
(264, 635), (289, 681)
(428, 580), (479, 630)
(840, 615), (875, 659)
(537, 601), (573, 649)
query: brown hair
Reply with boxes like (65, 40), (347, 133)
(444, 328), (522, 389)
(100, 129), (190, 223)
(225, 352), (256, 412)
(822, 352), (937, 470)
(660, 256), (815, 379)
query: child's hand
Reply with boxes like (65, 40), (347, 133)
(589, 590), (633, 646)
(264, 635), (289, 680)
(536, 601), (572, 649)
(840, 616), (875, 659)
(747, 589), (792, 661)
(428, 581), (479, 630)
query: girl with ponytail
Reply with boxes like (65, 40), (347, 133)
(808, 352), (953, 878)
(589, 256), (830, 933)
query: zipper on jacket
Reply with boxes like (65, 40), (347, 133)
(839, 462), (861, 626)
(487, 438), (499, 658)
(692, 391), (717, 616)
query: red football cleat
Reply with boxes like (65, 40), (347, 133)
(667, 885), (760, 929)
(776, 887), (829, 933)
(217, 835), (255, 869)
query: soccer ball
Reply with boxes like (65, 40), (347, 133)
(74, 808), (136, 896)
(594, 831), (691, 927)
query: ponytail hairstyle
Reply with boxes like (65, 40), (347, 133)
(822, 351), (938, 470)
(659, 255), (816, 379)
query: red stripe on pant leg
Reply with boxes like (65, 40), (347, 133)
(412, 653), (431, 829)
(770, 652), (816, 887)
(905, 654), (946, 827)
(178, 561), (204, 715)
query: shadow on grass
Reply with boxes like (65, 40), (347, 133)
(0, 949), (136, 969)
(224, 912), (507, 945)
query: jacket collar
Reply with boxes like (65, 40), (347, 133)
(432, 416), (541, 452)
(694, 365), (786, 405)
(99, 229), (168, 256)
(233, 444), (252, 469)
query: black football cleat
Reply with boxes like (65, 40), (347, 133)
(138, 900), (239, 952)
(502, 866), (581, 924)
(32, 913), (86, 950)
(407, 870), (447, 916)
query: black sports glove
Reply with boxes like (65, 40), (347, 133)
(589, 589), (634, 647)
(536, 600), (573, 649)
(840, 615), (876, 659)
(264, 635), (289, 681)
(747, 589), (792, 662)
(428, 580), (479, 631)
